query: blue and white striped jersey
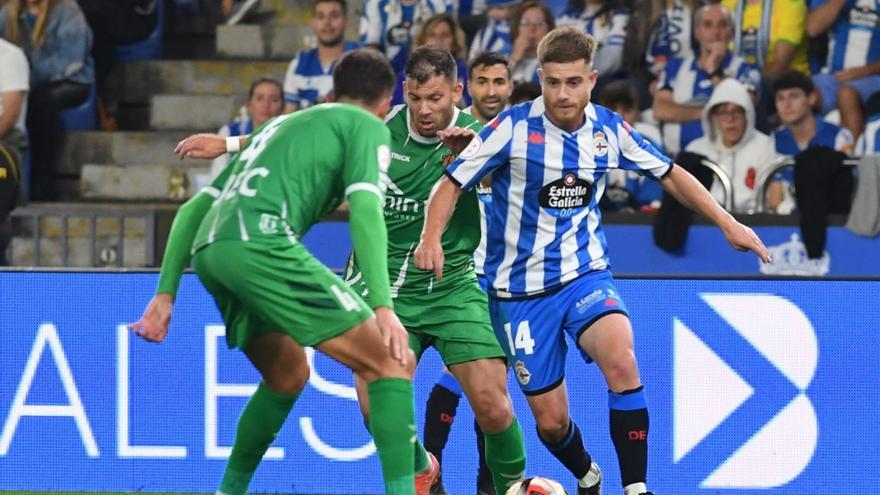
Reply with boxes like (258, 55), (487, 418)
(773, 118), (854, 157)
(658, 53), (761, 154)
(282, 42), (360, 108)
(811, 0), (880, 72)
(359, 0), (452, 74)
(856, 114), (880, 156)
(645, 0), (694, 76)
(557, 7), (629, 74)
(468, 18), (512, 60)
(446, 98), (672, 298)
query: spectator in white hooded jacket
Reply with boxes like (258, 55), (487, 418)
(685, 78), (783, 213)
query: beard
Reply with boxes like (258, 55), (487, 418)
(475, 97), (503, 121)
(318, 32), (345, 47)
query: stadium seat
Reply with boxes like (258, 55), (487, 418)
(113, 0), (164, 61)
(59, 83), (97, 131)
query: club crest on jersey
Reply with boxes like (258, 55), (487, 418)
(459, 135), (483, 160)
(514, 360), (531, 386)
(538, 173), (593, 218)
(593, 131), (608, 157)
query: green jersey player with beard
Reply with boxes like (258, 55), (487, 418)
(344, 46), (526, 495)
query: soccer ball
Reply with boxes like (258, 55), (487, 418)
(505, 476), (568, 495)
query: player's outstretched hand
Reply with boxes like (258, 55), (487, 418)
(129, 293), (173, 343)
(175, 133), (228, 160)
(414, 239), (445, 282)
(437, 127), (477, 156)
(723, 220), (772, 263)
(374, 307), (410, 366)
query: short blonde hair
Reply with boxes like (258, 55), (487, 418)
(537, 26), (596, 67)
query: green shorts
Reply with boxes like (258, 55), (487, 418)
(193, 240), (373, 349)
(392, 276), (505, 366)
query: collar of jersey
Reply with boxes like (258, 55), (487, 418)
(536, 98), (598, 136)
(405, 106), (461, 145)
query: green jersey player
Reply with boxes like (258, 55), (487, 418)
(130, 50), (418, 495)
(344, 46), (526, 495)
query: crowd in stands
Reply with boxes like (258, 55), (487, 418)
(248, 0), (880, 224)
(0, 0), (878, 227)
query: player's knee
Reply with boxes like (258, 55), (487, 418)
(536, 416), (570, 444)
(264, 361), (310, 395)
(473, 395), (514, 432)
(601, 349), (640, 389)
(362, 348), (416, 382)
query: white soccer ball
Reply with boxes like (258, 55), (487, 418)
(505, 476), (568, 495)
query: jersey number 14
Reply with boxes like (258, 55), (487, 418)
(503, 321), (536, 355)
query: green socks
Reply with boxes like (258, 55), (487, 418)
(368, 378), (417, 495)
(484, 418), (527, 495)
(414, 437), (430, 473)
(218, 382), (299, 495)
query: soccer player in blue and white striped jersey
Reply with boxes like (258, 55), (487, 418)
(359, 0), (452, 75)
(416, 27), (770, 495)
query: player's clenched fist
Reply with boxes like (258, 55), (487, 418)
(129, 293), (174, 343)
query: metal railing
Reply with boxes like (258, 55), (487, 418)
(6, 205), (157, 267)
(698, 158), (735, 213)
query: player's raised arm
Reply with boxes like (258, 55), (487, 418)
(660, 164), (771, 262)
(129, 162), (234, 343)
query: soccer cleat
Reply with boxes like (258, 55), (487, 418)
(576, 462), (602, 495)
(415, 452), (441, 495)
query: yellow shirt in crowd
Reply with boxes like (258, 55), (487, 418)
(723, 0), (811, 75)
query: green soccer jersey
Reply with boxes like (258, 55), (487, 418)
(193, 103), (391, 251)
(348, 104), (482, 295)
